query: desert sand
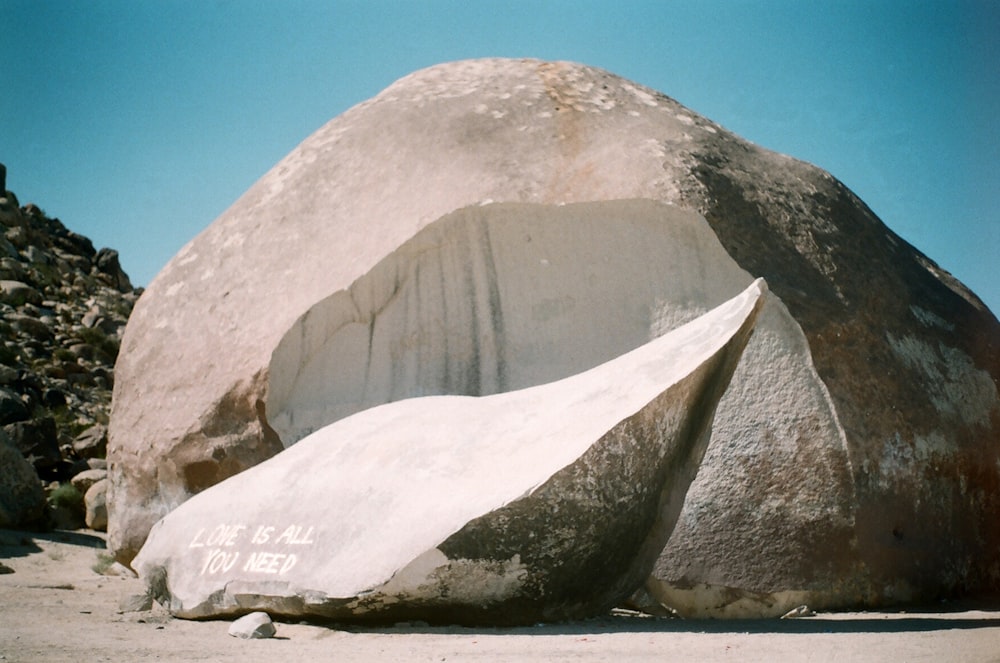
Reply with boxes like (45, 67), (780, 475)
(2, 528), (998, 663)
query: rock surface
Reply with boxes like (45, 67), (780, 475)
(109, 59), (1000, 612)
(134, 281), (764, 624)
(1, 166), (140, 530)
(71, 424), (107, 459)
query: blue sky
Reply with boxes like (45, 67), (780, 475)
(3, 0), (998, 316)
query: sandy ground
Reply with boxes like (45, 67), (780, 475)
(2, 529), (999, 663)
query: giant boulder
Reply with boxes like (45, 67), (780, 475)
(134, 280), (764, 624)
(109, 59), (1000, 613)
(0, 429), (46, 528)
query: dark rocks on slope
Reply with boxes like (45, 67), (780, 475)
(5, 416), (60, 474)
(0, 164), (141, 530)
(0, 386), (30, 424)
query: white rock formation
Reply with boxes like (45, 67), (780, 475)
(133, 280), (765, 624)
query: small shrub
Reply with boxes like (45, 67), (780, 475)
(92, 551), (115, 575)
(76, 327), (120, 362)
(75, 327), (104, 346)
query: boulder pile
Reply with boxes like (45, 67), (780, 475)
(0, 165), (140, 530)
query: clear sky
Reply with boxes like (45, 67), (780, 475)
(3, 0), (998, 316)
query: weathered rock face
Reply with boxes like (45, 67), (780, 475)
(134, 280), (764, 624)
(1, 170), (140, 530)
(109, 59), (1000, 612)
(267, 200), (777, 444)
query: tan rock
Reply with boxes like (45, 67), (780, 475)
(0, 280), (42, 307)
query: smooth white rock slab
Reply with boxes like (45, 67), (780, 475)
(134, 280), (765, 625)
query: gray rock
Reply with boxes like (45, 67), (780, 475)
(80, 307), (102, 328)
(227, 612), (275, 639)
(5, 226), (28, 249)
(80, 306), (124, 337)
(110, 59), (1000, 613)
(133, 282), (763, 624)
(8, 313), (53, 341)
(57, 231), (96, 260)
(72, 424), (107, 459)
(0, 429), (46, 528)
(0, 280), (42, 307)
(53, 250), (92, 275)
(23, 245), (51, 266)
(0, 254), (26, 275)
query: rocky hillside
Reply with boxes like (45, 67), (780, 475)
(0, 163), (140, 530)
